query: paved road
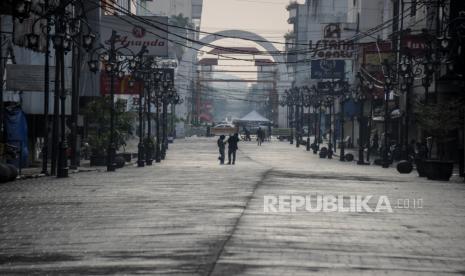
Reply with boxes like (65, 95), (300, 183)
(1, 138), (464, 275)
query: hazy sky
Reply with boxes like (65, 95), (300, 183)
(200, 0), (301, 49)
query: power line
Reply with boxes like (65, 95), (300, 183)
(128, 0), (419, 48)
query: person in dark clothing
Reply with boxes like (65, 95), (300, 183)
(372, 132), (379, 154)
(257, 127), (264, 146)
(217, 135), (226, 164)
(243, 127), (251, 141)
(227, 133), (240, 165)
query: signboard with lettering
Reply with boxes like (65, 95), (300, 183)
(308, 23), (355, 59)
(100, 15), (168, 57)
(402, 35), (428, 56)
(311, 60), (345, 79)
(100, 73), (143, 95)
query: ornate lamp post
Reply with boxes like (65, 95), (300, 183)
(128, 47), (159, 167)
(21, 0), (95, 177)
(289, 87), (301, 148)
(88, 31), (137, 171)
(302, 87), (312, 151)
(154, 66), (175, 161)
(311, 88), (323, 155)
(279, 90), (294, 144)
(324, 95), (334, 159)
(337, 82), (351, 162)
(170, 92), (183, 141)
(381, 59), (396, 168)
(154, 71), (163, 163)
(354, 73), (373, 165)
(399, 53), (416, 160)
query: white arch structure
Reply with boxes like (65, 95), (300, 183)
(181, 29), (291, 127)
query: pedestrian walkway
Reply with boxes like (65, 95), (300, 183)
(0, 137), (464, 275)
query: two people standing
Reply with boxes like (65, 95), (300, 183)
(217, 133), (240, 165)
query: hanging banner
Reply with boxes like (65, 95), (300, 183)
(100, 15), (169, 57)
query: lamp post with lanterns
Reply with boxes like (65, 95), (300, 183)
(381, 59), (396, 168)
(279, 90), (294, 144)
(337, 82), (351, 162)
(88, 31), (137, 171)
(354, 73), (374, 165)
(25, 0), (95, 177)
(152, 65), (176, 161)
(21, 0), (95, 176)
(127, 46), (153, 167)
(170, 92), (183, 141)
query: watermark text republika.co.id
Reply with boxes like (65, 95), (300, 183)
(264, 194), (423, 213)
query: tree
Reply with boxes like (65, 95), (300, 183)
(82, 97), (135, 156)
(169, 13), (192, 60)
(415, 100), (464, 160)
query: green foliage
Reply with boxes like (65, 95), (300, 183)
(286, 1), (299, 10)
(415, 100), (463, 143)
(83, 97), (135, 155)
(284, 31), (295, 41)
(169, 13), (192, 28)
(169, 13), (192, 60)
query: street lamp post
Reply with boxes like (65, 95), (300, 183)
(382, 59), (395, 168)
(155, 79), (162, 163)
(155, 67), (175, 160)
(41, 0), (51, 175)
(88, 31), (137, 171)
(136, 73), (145, 167)
(354, 74), (372, 165)
(130, 67), (146, 168)
(312, 101), (321, 154)
(339, 93), (351, 162)
(302, 88), (311, 151)
(23, 0), (95, 176)
(107, 31), (117, 172)
(399, 53), (415, 160)
(325, 96), (334, 159)
(53, 11), (75, 177)
(144, 69), (158, 166)
(356, 94), (367, 165)
(316, 103), (322, 153)
(294, 88), (300, 148)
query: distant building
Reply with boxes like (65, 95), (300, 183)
(135, 0), (204, 137)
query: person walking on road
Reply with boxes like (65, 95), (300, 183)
(227, 133), (240, 165)
(217, 135), (226, 164)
